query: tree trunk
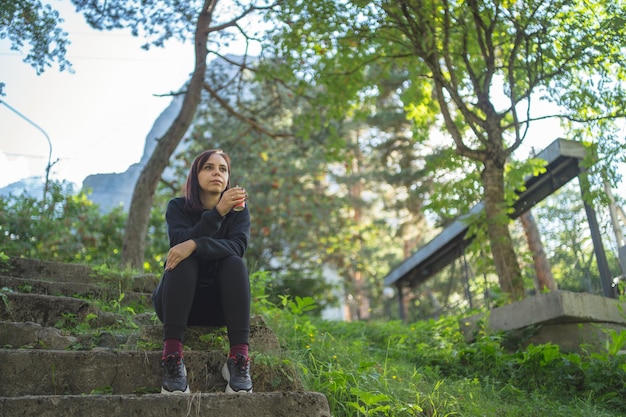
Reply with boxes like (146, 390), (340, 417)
(481, 159), (526, 300)
(520, 210), (557, 292)
(604, 181), (624, 248)
(120, 0), (216, 269)
(346, 139), (371, 320)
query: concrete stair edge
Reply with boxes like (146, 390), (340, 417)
(0, 392), (332, 417)
(0, 348), (303, 396)
(0, 256), (331, 416)
(0, 275), (153, 303)
(1, 256), (158, 292)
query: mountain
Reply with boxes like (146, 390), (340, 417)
(81, 54), (247, 213)
(0, 176), (76, 200)
(81, 94), (183, 212)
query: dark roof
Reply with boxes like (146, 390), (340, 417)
(383, 138), (588, 288)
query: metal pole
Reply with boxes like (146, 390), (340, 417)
(396, 284), (406, 321)
(578, 171), (616, 298)
(0, 99), (53, 202)
(462, 251), (473, 309)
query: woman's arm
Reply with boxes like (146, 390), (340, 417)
(193, 208), (250, 259)
(165, 197), (250, 263)
(166, 198), (224, 246)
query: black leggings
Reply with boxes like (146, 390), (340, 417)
(152, 255), (251, 346)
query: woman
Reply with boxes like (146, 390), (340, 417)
(152, 149), (252, 395)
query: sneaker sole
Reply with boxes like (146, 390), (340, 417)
(161, 386), (191, 395)
(222, 362), (253, 394)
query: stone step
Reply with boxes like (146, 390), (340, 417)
(0, 275), (152, 306)
(0, 321), (79, 350)
(0, 392), (331, 417)
(0, 257), (158, 292)
(0, 257), (332, 413)
(0, 313), (281, 352)
(460, 290), (626, 352)
(0, 292), (124, 328)
(0, 349), (301, 396)
(138, 316), (283, 353)
(0, 257), (95, 283)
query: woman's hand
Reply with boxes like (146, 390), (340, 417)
(216, 186), (248, 216)
(165, 239), (197, 271)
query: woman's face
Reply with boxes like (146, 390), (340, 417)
(197, 152), (230, 194)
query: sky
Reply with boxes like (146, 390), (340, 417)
(0, 2), (624, 201)
(0, 1), (193, 188)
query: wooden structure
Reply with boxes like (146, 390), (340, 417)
(383, 139), (615, 320)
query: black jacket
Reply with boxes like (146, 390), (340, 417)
(165, 197), (250, 261)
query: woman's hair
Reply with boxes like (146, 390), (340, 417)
(183, 149), (231, 212)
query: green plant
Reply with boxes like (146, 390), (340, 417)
(90, 386), (113, 395)
(84, 313), (98, 324)
(279, 295), (317, 316)
(347, 387), (393, 416)
(198, 332), (228, 352)
(0, 287), (14, 320)
(605, 329), (626, 356)
(54, 312), (78, 330)
(17, 284), (33, 293)
(136, 340), (161, 351)
(259, 290), (626, 417)
(133, 386), (160, 394)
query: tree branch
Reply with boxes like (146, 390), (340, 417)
(204, 5), (255, 34)
(203, 82), (293, 139)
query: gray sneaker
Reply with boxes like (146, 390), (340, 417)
(160, 353), (191, 395)
(221, 354), (253, 393)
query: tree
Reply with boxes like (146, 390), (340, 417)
(519, 210), (556, 292)
(70, 0), (272, 268)
(265, 0), (626, 301)
(0, 0), (72, 94)
(159, 58), (406, 317)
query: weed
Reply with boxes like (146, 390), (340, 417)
(90, 386), (113, 395)
(198, 332), (227, 351)
(262, 292), (626, 417)
(604, 329), (626, 355)
(133, 386), (160, 394)
(0, 287), (15, 320)
(18, 284), (33, 293)
(137, 340), (161, 351)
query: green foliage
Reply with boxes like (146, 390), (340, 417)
(279, 294), (317, 315)
(89, 386), (113, 395)
(165, 57), (406, 317)
(69, 0), (268, 52)
(605, 329), (626, 356)
(1, 175), (623, 414)
(0, 0), (72, 80)
(0, 163), (616, 326)
(264, 0), (626, 300)
(0, 182), (125, 266)
(0, 286), (13, 320)
(261, 297), (626, 416)
(0, 180), (169, 274)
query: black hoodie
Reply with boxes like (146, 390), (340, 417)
(164, 196), (250, 262)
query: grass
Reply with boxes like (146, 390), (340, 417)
(262, 295), (626, 417)
(6, 258), (623, 415)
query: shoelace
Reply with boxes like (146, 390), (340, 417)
(164, 355), (184, 377)
(234, 356), (250, 376)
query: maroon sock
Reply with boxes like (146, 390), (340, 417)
(229, 343), (249, 359)
(163, 338), (183, 359)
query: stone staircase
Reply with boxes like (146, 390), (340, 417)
(0, 257), (331, 416)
